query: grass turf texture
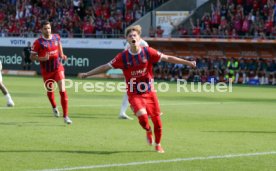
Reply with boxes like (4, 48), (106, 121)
(0, 76), (276, 171)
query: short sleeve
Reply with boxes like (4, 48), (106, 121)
(57, 34), (61, 41)
(54, 34), (61, 45)
(31, 40), (40, 54)
(108, 53), (124, 69)
(148, 47), (163, 64)
(56, 34), (61, 43)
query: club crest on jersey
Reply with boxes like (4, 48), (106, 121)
(43, 42), (48, 48)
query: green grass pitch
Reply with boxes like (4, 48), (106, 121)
(0, 76), (276, 171)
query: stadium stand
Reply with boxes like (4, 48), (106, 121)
(153, 55), (276, 85)
(0, 0), (169, 38)
(173, 0), (276, 39)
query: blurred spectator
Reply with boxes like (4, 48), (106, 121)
(156, 25), (164, 37)
(177, 26), (188, 38)
(149, 26), (156, 37)
(190, 18), (201, 37)
(82, 20), (94, 37)
(154, 56), (276, 85)
(95, 15), (105, 38)
(22, 41), (32, 70)
(226, 58), (239, 83)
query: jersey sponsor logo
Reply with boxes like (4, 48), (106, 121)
(49, 50), (58, 55)
(131, 68), (147, 77)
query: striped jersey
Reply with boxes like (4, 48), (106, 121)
(31, 34), (64, 74)
(109, 46), (163, 95)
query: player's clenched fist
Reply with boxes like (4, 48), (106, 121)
(189, 61), (196, 68)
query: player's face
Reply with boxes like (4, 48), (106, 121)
(127, 31), (141, 46)
(42, 24), (51, 38)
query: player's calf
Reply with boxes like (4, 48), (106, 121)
(146, 130), (153, 146)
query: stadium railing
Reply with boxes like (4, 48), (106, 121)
(2, 33), (276, 40)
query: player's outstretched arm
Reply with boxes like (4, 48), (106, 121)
(79, 64), (112, 78)
(161, 54), (196, 68)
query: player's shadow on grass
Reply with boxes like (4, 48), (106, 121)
(203, 131), (276, 134)
(0, 150), (152, 155)
(0, 121), (40, 126)
(0, 121), (65, 127)
(71, 113), (116, 120)
(28, 113), (116, 120)
(36, 115), (115, 120)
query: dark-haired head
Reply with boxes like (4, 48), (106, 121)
(41, 21), (51, 28)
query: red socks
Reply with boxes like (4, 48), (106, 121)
(151, 115), (162, 145)
(138, 114), (163, 144)
(47, 91), (56, 108)
(59, 91), (68, 117)
(138, 114), (151, 132)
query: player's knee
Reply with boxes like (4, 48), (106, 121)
(135, 108), (147, 116)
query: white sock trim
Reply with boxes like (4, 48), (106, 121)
(5, 93), (12, 101)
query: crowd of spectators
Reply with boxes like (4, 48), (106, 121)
(2, 0), (276, 39)
(0, 0), (169, 38)
(154, 57), (276, 85)
(173, 0), (276, 39)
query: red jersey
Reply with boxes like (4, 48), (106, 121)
(31, 34), (64, 75)
(109, 47), (162, 95)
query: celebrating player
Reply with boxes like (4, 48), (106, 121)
(79, 25), (196, 153)
(0, 61), (15, 107)
(30, 21), (72, 124)
(118, 39), (149, 120)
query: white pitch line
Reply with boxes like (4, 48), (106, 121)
(31, 151), (276, 171)
(0, 102), (236, 110)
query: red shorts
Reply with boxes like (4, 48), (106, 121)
(42, 70), (65, 83)
(128, 92), (161, 117)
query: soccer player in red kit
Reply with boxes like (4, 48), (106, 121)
(30, 21), (72, 124)
(79, 25), (196, 153)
